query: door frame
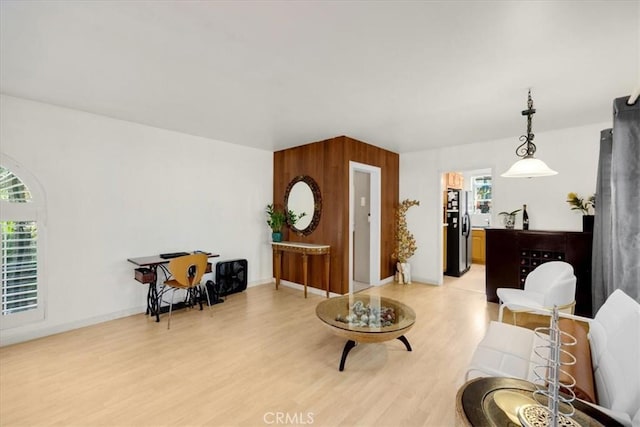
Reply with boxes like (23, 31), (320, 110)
(348, 161), (381, 293)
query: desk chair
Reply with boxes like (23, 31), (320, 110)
(497, 261), (576, 325)
(162, 253), (211, 329)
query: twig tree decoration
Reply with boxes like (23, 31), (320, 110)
(392, 199), (420, 283)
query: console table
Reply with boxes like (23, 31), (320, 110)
(271, 242), (330, 298)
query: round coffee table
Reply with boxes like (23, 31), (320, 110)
(316, 294), (416, 371)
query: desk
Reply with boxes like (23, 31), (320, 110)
(127, 252), (219, 322)
(271, 242), (330, 298)
(455, 377), (622, 426)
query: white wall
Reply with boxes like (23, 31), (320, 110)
(400, 122), (608, 285)
(0, 95), (273, 345)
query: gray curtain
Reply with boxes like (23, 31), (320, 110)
(592, 97), (640, 313)
(592, 129), (613, 312)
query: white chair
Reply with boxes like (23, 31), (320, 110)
(497, 261), (576, 324)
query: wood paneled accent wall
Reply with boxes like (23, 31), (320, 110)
(273, 135), (399, 295)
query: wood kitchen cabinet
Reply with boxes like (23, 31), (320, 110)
(471, 229), (486, 264)
(445, 172), (464, 189)
(485, 229), (594, 317)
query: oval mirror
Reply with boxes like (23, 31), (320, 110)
(284, 175), (321, 236)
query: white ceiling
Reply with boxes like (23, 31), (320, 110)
(1, 1), (638, 154)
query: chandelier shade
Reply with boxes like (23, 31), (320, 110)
(501, 157), (558, 178)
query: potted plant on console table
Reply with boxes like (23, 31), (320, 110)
(498, 209), (521, 229)
(266, 204), (286, 242)
(266, 205), (307, 242)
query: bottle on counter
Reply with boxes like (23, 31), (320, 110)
(523, 204), (529, 230)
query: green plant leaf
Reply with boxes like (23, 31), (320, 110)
(498, 209), (521, 216)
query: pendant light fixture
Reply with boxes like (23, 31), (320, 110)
(501, 90), (558, 178)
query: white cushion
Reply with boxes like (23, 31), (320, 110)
(525, 261), (574, 293)
(466, 321), (548, 383)
(496, 288), (545, 311)
(588, 289), (640, 420)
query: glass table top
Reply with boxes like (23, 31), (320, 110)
(316, 294), (415, 334)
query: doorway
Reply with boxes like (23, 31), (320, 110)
(349, 162), (381, 294)
(353, 170), (370, 291)
(441, 168), (492, 294)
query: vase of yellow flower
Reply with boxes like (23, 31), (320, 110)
(582, 215), (595, 233)
(566, 192), (596, 232)
(392, 199), (420, 284)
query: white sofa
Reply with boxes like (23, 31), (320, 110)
(466, 289), (640, 426)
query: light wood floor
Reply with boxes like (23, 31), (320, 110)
(0, 280), (499, 427)
(443, 264), (486, 294)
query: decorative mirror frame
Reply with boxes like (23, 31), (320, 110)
(284, 175), (322, 236)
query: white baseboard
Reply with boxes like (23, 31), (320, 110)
(247, 279), (273, 289)
(0, 306), (146, 347)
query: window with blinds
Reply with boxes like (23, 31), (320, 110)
(2, 221), (38, 315)
(1, 165), (41, 321)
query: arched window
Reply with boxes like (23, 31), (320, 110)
(0, 160), (45, 328)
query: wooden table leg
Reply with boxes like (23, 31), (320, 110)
(274, 249), (281, 290)
(302, 253), (308, 298)
(324, 252), (330, 298)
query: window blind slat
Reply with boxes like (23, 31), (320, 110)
(4, 278), (38, 285)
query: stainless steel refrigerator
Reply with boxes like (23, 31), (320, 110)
(445, 189), (472, 277)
